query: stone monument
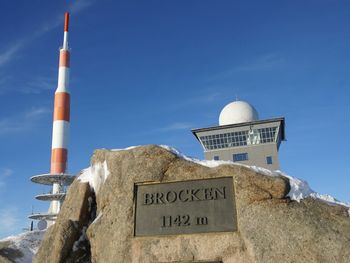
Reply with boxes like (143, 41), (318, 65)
(34, 145), (350, 263)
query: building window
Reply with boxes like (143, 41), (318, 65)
(198, 126), (278, 151)
(266, 156), (273, 165)
(258, 127), (278, 143)
(233, 153), (248, 162)
(213, 156), (219, 161)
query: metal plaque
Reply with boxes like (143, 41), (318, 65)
(134, 177), (237, 236)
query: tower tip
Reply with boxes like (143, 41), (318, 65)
(64, 12), (70, 32)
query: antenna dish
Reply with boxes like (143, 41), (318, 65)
(219, 100), (259, 125)
(37, 220), (47, 230)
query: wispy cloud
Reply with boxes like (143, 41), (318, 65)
(70, 0), (95, 13)
(0, 168), (13, 188)
(0, 43), (23, 67)
(0, 75), (13, 95)
(32, 0), (96, 37)
(0, 0), (95, 69)
(235, 53), (285, 72)
(0, 206), (20, 238)
(154, 122), (194, 133)
(0, 107), (49, 136)
(186, 92), (222, 105)
(210, 53), (285, 80)
(164, 92), (223, 113)
(21, 76), (56, 94)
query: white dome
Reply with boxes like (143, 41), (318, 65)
(219, 100), (259, 125)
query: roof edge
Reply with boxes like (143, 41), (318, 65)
(191, 117), (286, 141)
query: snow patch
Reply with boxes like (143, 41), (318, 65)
(88, 197), (93, 213)
(72, 227), (87, 252)
(110, 146), (141, 151)
(162, 145), (350, 214)
(247, 167), (350, 211)
(78, 161), (110, 194)
(91, 212), (103, 225)
(160, 145), (242, 168)
(80, 145), (350, 215)
(0, 230), (45, 263)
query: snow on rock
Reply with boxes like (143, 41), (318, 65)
(78, 161), (110, 194)
(91, 212), (103, 225)
(0, 230), (45, 263)
(160, 145), (241, 168)
(248, 166), (350, 213)
(159, 145), (350, 211)
(110, 146), (140, 151)
(72, 226), (87, 252)
(79, 145), (350, 215)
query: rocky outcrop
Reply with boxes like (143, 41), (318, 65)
(34, 179), (93, 263)
(0, 241), (22, 263)
(33, 145), (350, 263)
(0, 230), (44, 263)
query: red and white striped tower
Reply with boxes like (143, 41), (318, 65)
(49, 12), (71, 215)
(29, 12), (75, 227)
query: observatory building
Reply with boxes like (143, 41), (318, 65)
(192, 100), (285, 170)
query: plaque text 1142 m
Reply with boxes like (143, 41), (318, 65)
(134, 177), (237, 236)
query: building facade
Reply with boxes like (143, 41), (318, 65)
(192, 101), (285, 170)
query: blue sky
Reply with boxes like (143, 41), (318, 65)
(0, 0), (349, 238)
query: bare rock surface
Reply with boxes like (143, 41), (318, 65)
(0, 230), (45, 263)
(34, 145), (350, 263)
(33, 180), (93, 263)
